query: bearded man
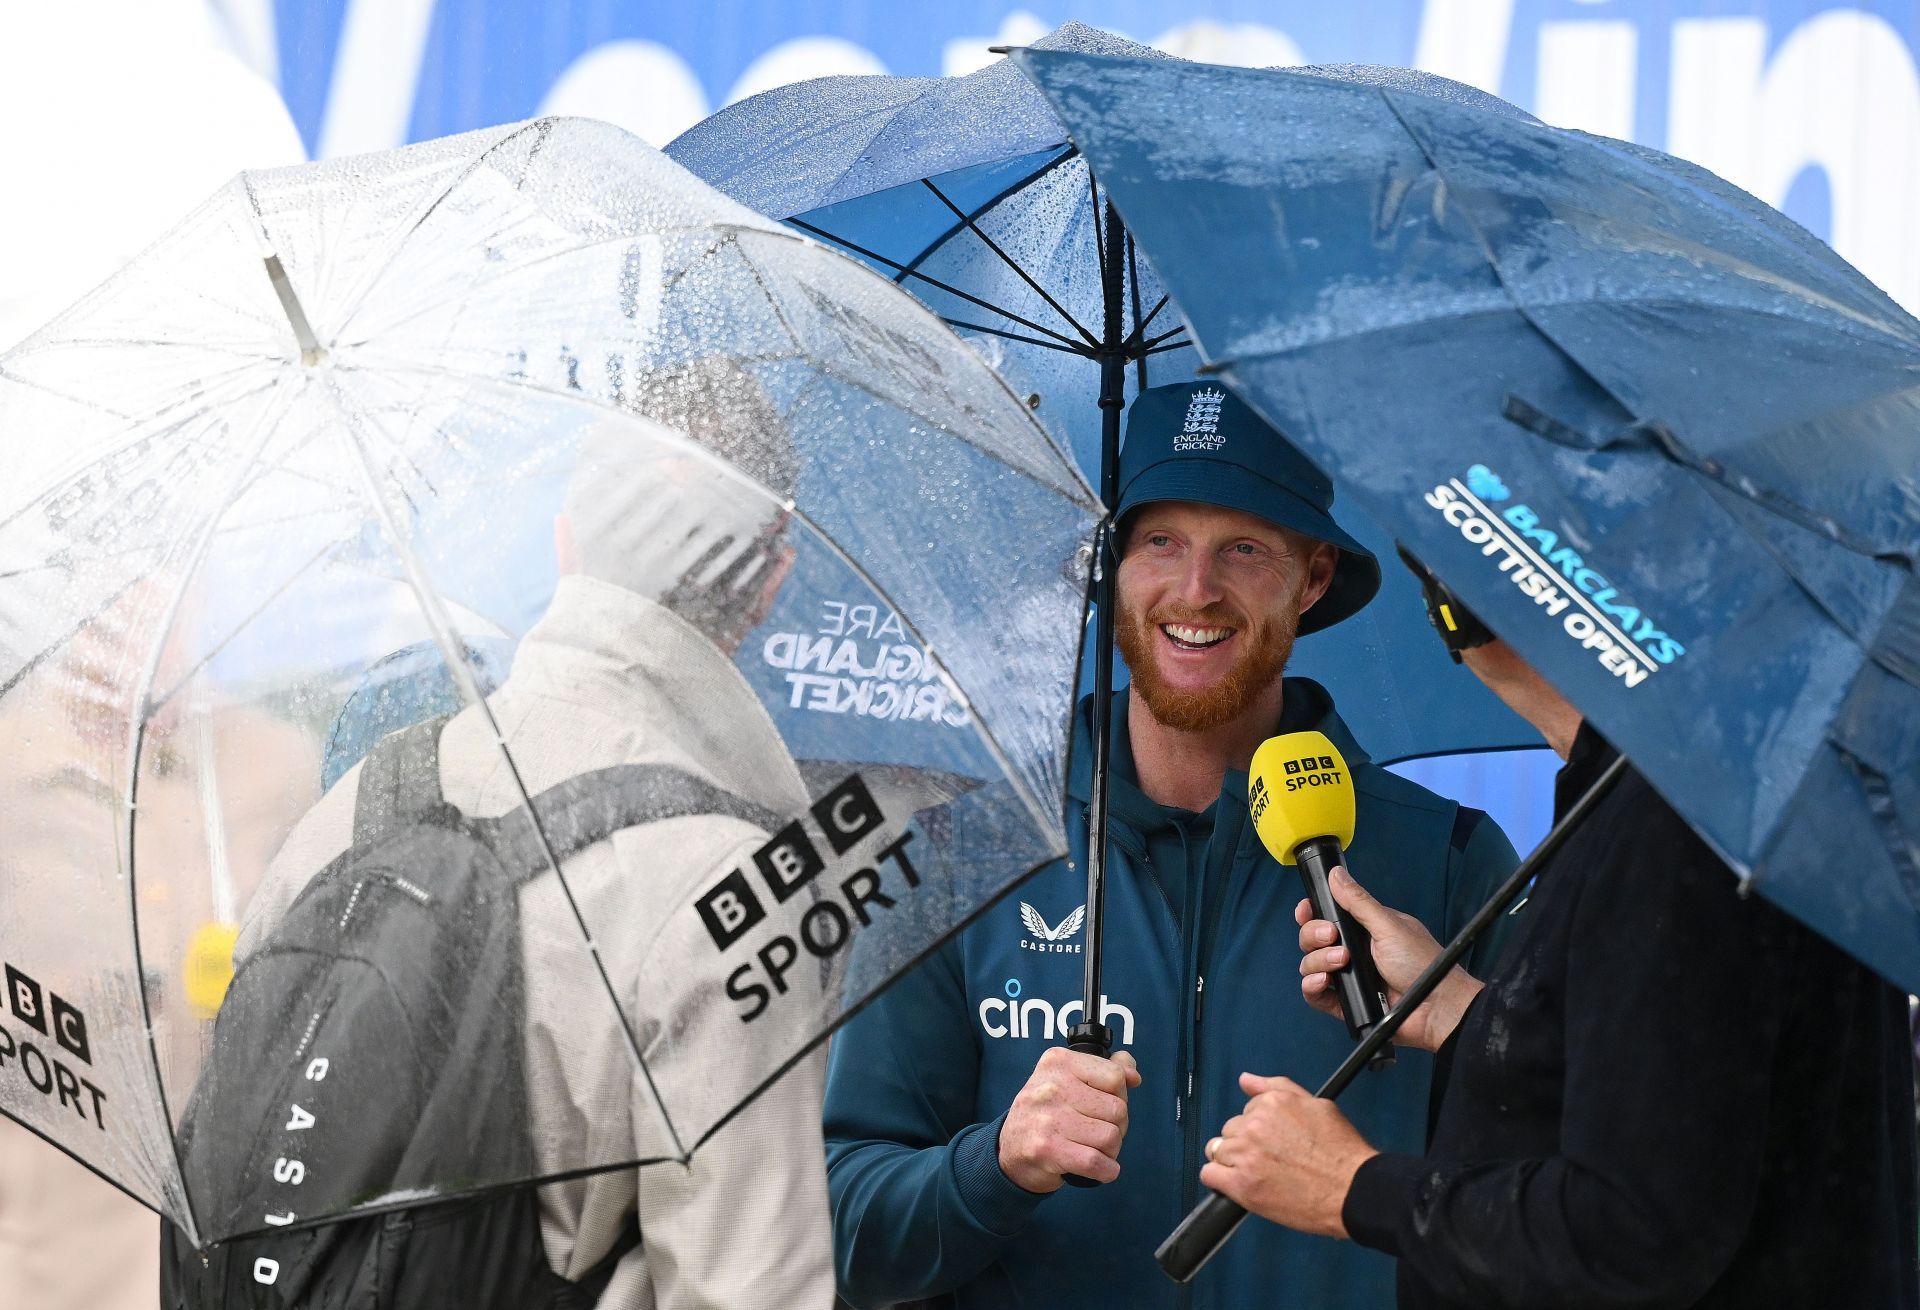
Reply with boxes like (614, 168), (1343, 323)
(821, 383), (1520, 1310)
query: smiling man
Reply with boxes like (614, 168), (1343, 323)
(821, 382), (1519, 1310)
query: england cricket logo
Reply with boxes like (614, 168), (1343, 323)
(1175, 387), (1227, 452)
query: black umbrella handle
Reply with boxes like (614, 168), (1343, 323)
(1061, 1019), (1114, 1189)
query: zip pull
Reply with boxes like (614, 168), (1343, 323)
(1195, 974), (1205, 1029)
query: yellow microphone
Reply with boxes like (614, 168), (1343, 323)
(1249, 731), (1392, 1067)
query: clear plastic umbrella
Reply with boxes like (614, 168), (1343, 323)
(0, 117), (1099, 1258)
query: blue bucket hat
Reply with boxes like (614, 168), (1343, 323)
(1115, 381), (1380, 634)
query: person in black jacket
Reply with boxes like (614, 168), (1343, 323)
(1199, 567), (1920, 1309)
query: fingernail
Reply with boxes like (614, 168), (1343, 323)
(1332, 866), (1352, 886)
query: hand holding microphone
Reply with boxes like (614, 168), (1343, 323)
(1246, 732), (1393, 1066)
(1297, 867), (1483, 1056)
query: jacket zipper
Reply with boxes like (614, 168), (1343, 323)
(1176, 806), (1249, 1310)
(1176, 819), (1209, 1310)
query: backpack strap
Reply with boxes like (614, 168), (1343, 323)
(352, 714), (454, 846)
(486, 763), (787, 878)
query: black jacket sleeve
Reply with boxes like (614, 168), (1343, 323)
(1343, 797), (1798, 1309)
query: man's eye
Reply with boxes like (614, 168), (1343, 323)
(1231, 543), (1259, 556)
(1148, 534), (1172, 547)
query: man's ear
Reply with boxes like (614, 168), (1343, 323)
(1296, 541), (1339, 614)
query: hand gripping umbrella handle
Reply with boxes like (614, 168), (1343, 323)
(1061, 1020), (1113, 1189)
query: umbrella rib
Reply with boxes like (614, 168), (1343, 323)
(1089, 167), (1107, 291)
(0, 350), (267, 436)
(321, 119), (562, 344)
(0, 575), (148, 702)
(1369, 89), (1656, 439)
(921, 177), (1101, 348)
(1128, 293), (1172, 346)
(939, 318), (1092, 355)
(322, 378), (692, 1164)
(118, 375), (304, 1249)
(890, 143), (1084, 284)
(788, 218), (1088, 351)
(0, 367), (281, 542)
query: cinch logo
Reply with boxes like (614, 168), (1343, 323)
(1174, 386), (1227, 452)
(978, 978), (1136, 1045)
(698, 774), (926, 1025)
(0, 962), (106, 1132)
(1018, 902), (1085, 953)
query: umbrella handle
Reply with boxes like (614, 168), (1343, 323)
(1061, 1020), (1114, 1188)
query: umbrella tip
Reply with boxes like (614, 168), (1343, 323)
(261, 253), (328, 367)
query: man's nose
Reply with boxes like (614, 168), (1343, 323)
(1174, 550), (1226, 606)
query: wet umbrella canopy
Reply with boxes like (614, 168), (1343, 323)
(668, 20), (1541, 770)
(1016, 49), (1920, 994)
(0, 118), (1099, 1248)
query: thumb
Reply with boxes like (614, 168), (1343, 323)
(1238, 1071), (1297, 1096)
(1330, 866), (1394, 932)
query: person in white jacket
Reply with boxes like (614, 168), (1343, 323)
(236, 367), (836, 1310)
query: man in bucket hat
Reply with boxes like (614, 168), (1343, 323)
(822, 382), (1520, 1310)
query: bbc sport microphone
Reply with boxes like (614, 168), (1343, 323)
(1154, 732), (1394, 1284)
(1246, 730), (1393, 1064)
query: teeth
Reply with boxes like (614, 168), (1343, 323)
(1164, 624), (1231, 646)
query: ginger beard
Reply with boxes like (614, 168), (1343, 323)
(1115, 589), (1304, 733)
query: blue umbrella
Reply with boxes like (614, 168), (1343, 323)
(668, 22), (1539, 767)
(670, 24), (1545, 1075)
(1013, 48), (1920, 1003)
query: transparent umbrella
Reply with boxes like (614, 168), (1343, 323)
(0, 117), (1099, 1272)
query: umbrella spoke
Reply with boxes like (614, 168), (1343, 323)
(1089, 168), (1107, 292)
(320, 121), (560, 344)
(120, 374), (305, 1248)
(788, 218), (1088, 351)
(939, 318), (1091, 356)
(1128, 293), (1172, 347)
(922, 177), (1100, 349)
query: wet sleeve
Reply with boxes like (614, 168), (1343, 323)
(1343, 810), (1795, 1309)
(823, 939), (1047, 1307)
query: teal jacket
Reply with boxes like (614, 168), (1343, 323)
(823, 680), (1519, 1310)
